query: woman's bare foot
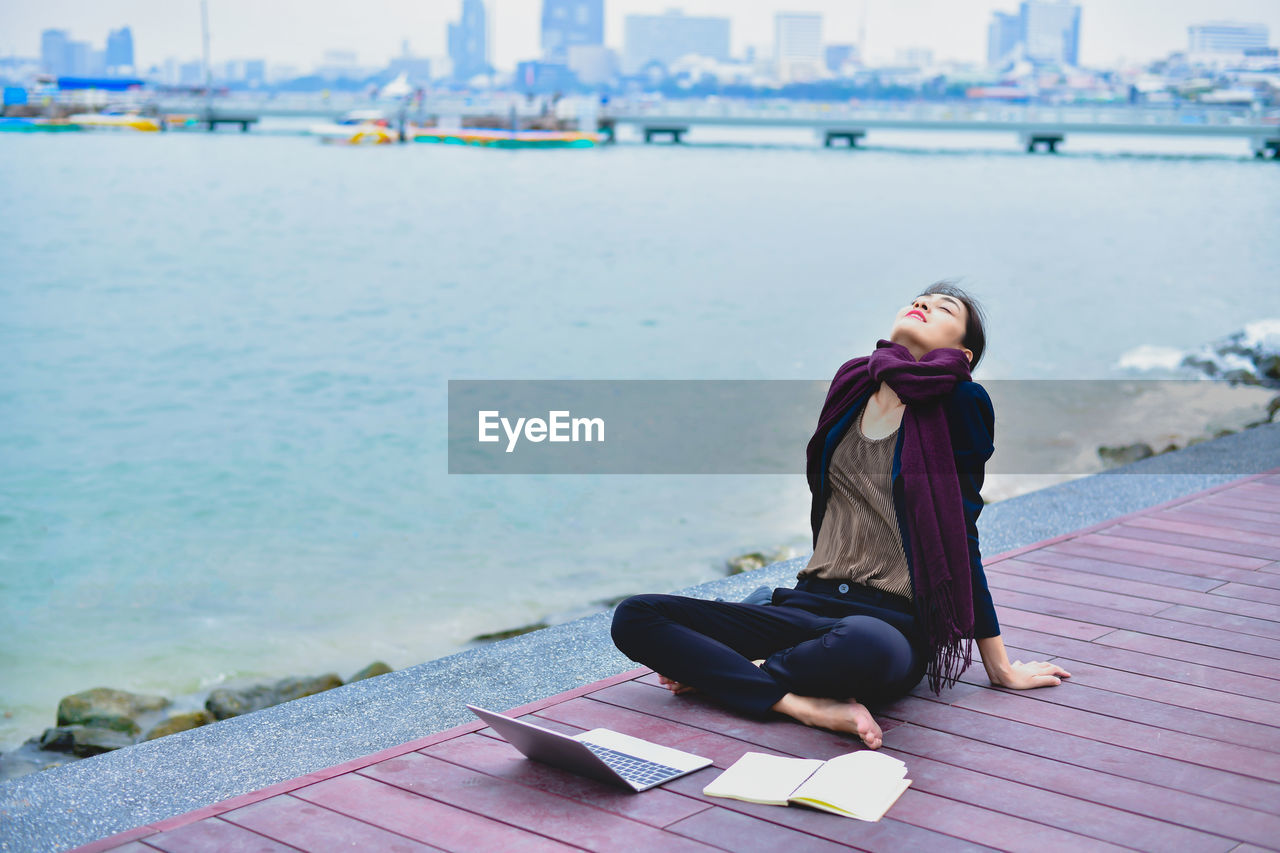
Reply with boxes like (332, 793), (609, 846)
(771, 693), (884, 749)
(657, 674), (697, 695)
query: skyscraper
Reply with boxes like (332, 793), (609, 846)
(623, 10), (730, 76)
(1188, 22), (1269, 54)
(448, 0), (489, 83)
(987, 11), (1021, 67)
(106, 26), (134, 74)
(1019, 0), (1080, 67)
(64, 40), (93, 76)
(774, 13), (823, 83)
(541, 0), (604, 64)
(41, 29), (69, 76)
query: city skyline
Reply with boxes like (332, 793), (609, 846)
(4, 0), (1280, 74)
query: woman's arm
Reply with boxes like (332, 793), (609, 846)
(954, 385), (1070, 690)
(976, 634), (1071, 689)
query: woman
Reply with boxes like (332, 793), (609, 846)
(610, 282), (1070, 749)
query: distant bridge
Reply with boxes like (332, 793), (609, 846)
(598, 100), (1280, 157)
(139, 93), (1280, 157)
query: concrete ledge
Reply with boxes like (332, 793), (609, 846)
(3, 422), (1278, 852)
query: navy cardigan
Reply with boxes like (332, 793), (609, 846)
(810, 380), (1001, 639)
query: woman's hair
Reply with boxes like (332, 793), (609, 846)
(917, 280), (987, 371)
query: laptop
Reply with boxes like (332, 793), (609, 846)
(466, 704), (713, 792)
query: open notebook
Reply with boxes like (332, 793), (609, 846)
(702, 751), (911, 821)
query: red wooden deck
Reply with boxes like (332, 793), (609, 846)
(75, 471), (1280, 852)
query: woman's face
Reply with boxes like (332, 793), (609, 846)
(890, 293), (973, 364)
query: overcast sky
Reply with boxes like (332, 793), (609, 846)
(4, 1), (1278, 71)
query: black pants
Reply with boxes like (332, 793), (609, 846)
(610, 578), (929, 718)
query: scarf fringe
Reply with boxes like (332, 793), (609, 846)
(920, 582), (974, 696)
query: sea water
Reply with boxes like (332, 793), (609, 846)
(1, 124), (1277, 750)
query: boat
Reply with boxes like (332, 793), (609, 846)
(310, 122), (399, 145)
(0, 116), (82, 132)
(65, 112), (162, 131)
(309, 109), (400, 145)
(411, 127), (600, 148)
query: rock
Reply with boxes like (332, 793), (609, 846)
(39, 725), (135, 758)
(273, 674), (343, 703)
(726, 552), (768, 575)
(1268, 394), (1280, 422)
(1181, 320), (1280, 389)
(1098, 442), (1154, 468)
(349, 662), (393, 682)
(144, 710), (214, 741)
(727, 546), (801, 575)
(206, 674), (343, 720)
(56, 687), (169, 735)
(471, 622), (549, 642)
(206, 684), (276, 720)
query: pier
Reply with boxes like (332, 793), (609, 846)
(131, 93), (1280, 156)
(598, 100), (1280, 157)
(3, 424), (1278, 852)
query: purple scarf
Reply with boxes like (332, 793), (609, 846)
(805, 339), (975, 695)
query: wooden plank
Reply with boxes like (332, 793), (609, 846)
(1129, 514), (1280, 549)
(1104, 524), (1280, 563)
(1188, 494), (1280, 515)
(1018, 546), (1226, 590)
(1094, 630), (1280, 676)
(663, 807), (859, 853)
(1053, 536), (1270, 574)
(1177, 499), (1280, 525)
(1015, 651), (1280, 732)
(423, 732), (712, 828)
(997, 625), (1280, 704)
(292, 771), (579, 852)
(985, 569), (1172, 615)
(1161, 504), (1280, 536)
(1151, 603), (1280, 639)
(1212, 583), (1280, 606)
(959, 604), (1114, 642)
(949, 656), (1280, 754)
(661, 774), (999, 853)
(891, 748), (1228, 851)
(882, 787), (1133, 853)
(993, 558), (1280, 620)
(877, 696), (1280, 815)
(990, 590), (1280, 663)
(947, 682), (1280, 783)
(220, 793), (442, 851)
(873, 719), (1279, 849)
(357, 751), (721, 852)
(133, 817), (298, 852)
(1235, 482), (1280, 503)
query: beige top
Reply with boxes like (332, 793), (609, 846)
(797, 397), (914, 600)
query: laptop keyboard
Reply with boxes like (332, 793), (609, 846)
(582, 742), (684, 786)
